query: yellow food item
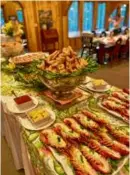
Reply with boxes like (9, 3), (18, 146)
(92, 79), (106, 86)
(28, 108), (50, 122)
(8, 63), (16, 70)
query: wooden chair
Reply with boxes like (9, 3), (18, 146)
(123, 28), (129, 35)
(120, 38), (129, 59)
(91, 30), (97, 37)
(81, 34), (93, 57)
(110, 38), (122, 63)
(113, 28), (122, 36)
(97, 43), (113, 64)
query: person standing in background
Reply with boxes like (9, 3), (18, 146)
(108, 13), (124, 35)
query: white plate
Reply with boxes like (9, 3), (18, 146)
(18, 108), (55, 130)
(98, 98), (129, 123)
(83, 76), (91, 84)
(6, 96), (38, 114)
(85, 82), (111, 92)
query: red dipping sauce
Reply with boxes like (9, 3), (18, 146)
(14, 95), (32, 105)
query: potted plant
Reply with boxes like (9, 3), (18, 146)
(2, 20), (24, 42)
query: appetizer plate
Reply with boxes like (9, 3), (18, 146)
(6, 96), (38, 114)
(18, 108), (55, 130)
(9, 53), (33, 63)
(85, 82), (111, 92)
(82, 76), (91, 84)
(98, 96), (129, 123)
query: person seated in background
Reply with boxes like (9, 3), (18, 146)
(109, 31), (114, 38)
(108, 13), (123, 35)
(91, 30), (97, 37)
(123, 28), (129, 35)
(107, 31), (115, 42)
(100, 31), (107, 38)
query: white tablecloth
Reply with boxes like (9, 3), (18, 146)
(1, 98), (38, 174)
(93, 34), (128, 47)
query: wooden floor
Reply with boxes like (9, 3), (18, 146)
(1, 60), (129, 175)
(1, 137), (25, 175)
(88, 60), (129, 88)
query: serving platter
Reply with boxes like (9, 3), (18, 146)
(97, 96), (129, 124)
(9, 52), (48, 64)
(18, 108), (55, 130)
(40, 108), (129, 175)
(81, 81), (111, 92)
(82, 76), (92, 84)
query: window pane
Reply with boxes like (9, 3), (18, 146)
(120, 4), (127, 27)
(97, 3), (106, 31)
(17, 10), (24, 23)
(83, 2), (93, 31)
(68, 1), (78, 32)
(109, 9), (117, 30)
(0, 8), (5, 27)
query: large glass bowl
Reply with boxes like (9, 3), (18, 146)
(39, 75), (86, 99)
(1, 41), (24, 58)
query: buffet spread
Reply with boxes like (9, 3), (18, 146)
(1, 47), (129, 175)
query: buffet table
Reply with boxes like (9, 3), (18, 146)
(1, 71), (129, 175)
(1, 47), (129, 175)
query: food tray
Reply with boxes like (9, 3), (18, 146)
(98, 96), (129, 124)
(9, 52), (46, 64)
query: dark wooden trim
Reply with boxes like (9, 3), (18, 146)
(79, 1), (83, 32)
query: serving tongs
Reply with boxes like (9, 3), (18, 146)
(79, 81), (94, 95)
(11, 90), (18, 98)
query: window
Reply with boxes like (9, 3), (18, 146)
(17, 10), (24, 23)
(83, 2), (93, 32)
(0, 8), (5, 27)
(68, 1), (79, 36)
(96, 2), (106, 31)
(120, 4), (127, 27)
(109, 9), (117, 30)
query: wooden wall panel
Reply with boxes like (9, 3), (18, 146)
(63, 16), (69, 47)
(1, 1), (129, 52)
(22, 1), (38, 52)
(50, 2), (63, 49)
(75, 38), (82, 50)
